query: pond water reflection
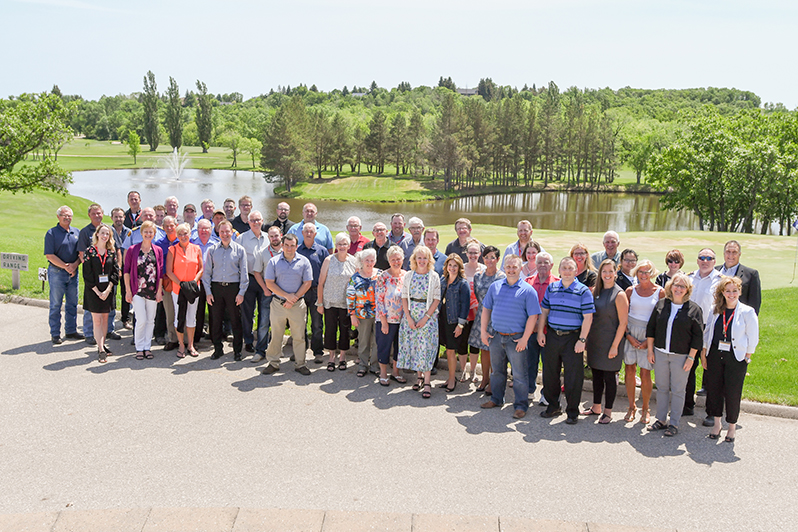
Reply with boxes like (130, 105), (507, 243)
(69, 169), (699, 233)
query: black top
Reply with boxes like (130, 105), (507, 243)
(645, 298), (704, 355)
(615, 271), (634, 291)
(363, 239), (398, 271)
(124, 208), (143, 229)
(82, 246), (119, 313)
(265, 218), (295, 236)
(231, 215), (251, 235)
(577, 269), (597, 288)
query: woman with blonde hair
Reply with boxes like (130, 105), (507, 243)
(645, 273), (704, 437)
(570, 243), (596, 288)
(397, 245), (441, 399)
(702, 276), (759, 442)
(439, 253), (470, 392)
(124, 221), (164, 360)
(166, 223), (204, 358)
(82, 223), (119, 362)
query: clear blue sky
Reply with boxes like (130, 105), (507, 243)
(3, 0), (796, 109)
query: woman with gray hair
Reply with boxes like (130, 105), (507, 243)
(646, 273), (705, 437)
(376, 246), (408, 385)
(317, 232), (358, 371)
(347, 248), (382, 379)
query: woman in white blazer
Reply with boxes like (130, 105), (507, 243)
(701, 276), (759, 443)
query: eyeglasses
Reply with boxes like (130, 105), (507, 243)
(637, 270), (651, 275)
(277, 207), (290, 212)
(622, 258), (637, 263)
(672, 284), (688, 289)
(698, 256), (715, 262)
(667, 259), (680, 264)
(573, 251), (587, 256)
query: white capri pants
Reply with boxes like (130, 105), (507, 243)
(171, 291), (198, 329)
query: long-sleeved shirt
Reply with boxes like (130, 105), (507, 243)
(202, 240), (249, 296)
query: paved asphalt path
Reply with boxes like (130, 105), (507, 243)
(1, 302), (796, 531)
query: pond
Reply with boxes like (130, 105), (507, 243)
(68, 168), (700, 234)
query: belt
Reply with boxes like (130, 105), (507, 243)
(551, 328), (579, 336)
(212, 281), (239, 287)
(410, 297), (426, 303)
(498, 331), (523, 336)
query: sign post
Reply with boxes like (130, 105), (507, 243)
(1, 253), (29, 290)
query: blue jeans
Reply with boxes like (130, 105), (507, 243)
(48, 265), (78, 337)
(255, 295), (273, 355)
(241, 276), (269, 347)
(527, 336), (544, 397)
(83, 286), (116, 339)
(489, 332), (530, 412)
(303, 287), (324, 356)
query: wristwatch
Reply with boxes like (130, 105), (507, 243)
(578, 337), (586, 343)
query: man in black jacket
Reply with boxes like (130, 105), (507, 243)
(717, 240), (761, 315)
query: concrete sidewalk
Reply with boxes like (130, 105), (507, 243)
(0, 507), (692, 532)
(1, 300), (796, 532)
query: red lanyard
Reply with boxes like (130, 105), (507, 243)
(96, 249), (107, 271)
(722, 308), (735, 339)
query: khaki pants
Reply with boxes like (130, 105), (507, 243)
(266, 298), (307, 369)
(162, 287), (178, 343)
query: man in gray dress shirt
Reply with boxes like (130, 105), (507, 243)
(203, 220), (249, 361)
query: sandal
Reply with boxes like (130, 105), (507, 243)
(422, 384), (431, 399)
(648, 420), (667, 431)
(327, 362), (336, 372)
(135, 351), (144, 360)
(581, 408), (602, 416)
(98, 351), (107, 363)
(624, 407), (637, 422)
(390, 374), (407, 384)
(379, 377), (390, 386)
(356, 369), (367, 377)
(188, 348), (199, 357)
(664, 425), (678, 437)
(413, 376), (424, 391)
(176, 348), (186, 358)
(598, 414), (611, 424)
(640, 408), (651, 424)
(338, 361), (347, 371)
(144, 350), (153, 359)
(438, 381), (456, 392)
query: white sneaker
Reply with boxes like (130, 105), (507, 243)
(539, 395), (549, 406)
(251, 354), (265, 364)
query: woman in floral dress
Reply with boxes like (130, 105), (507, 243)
(397, 246), (441, 399)
(376, 246), (407, 385)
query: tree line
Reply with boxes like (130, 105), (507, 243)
(3, 75), (796, 234)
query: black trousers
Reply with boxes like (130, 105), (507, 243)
(543, 331), (583, 419)
(705, 347), (748, 424)
(153, 301), (166, 339)
(303, 287), (324, 356)
(210, 282), (243, 353)
(120, 280), (131, 322)
(684, 356), (705, 411)
(323, 306), (351, 351)
(193, 289), (207, 344)
(592, 368), (617, 410)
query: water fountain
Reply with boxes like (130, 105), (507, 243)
(165, 148), (189, 179)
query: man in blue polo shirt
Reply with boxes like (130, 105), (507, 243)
(297, 222), (329, 363)
(538, 257), (595, 424)
(286, 203), (333, 253)
(44, 206), (83, 344)
(261, 234), (314, 376)
(479, 254), (541, 419)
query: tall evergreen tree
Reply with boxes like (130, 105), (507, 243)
(195, 80), (213, 153)
(142, 71), (160, 151)
(261, 96), (311, 193)
(165, 77), (183, 150)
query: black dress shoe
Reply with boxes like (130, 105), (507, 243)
(540, 409), (562, 419)
(703, 416), (715, 427)
(244, 343), (254, 353)
(65, 332), (85, 340)
(210, 349), (224, 360)
(261, 365), (279, 375)
(107, 331), (122, 341)
(295, 366), (311, 376)
(696, 388), (707, 397)
(430, 367), (438, 375)
(682, 408), (695, 417)
(234, 352), (242, 361)
(565, 417), (578, 425)
(85, 337), (97, 346)
(52, 336), (63, 345)
(163, 342), (179, 351)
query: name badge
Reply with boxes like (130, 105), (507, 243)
(98, 275), (109, 283)
(718, 341), (731, 352)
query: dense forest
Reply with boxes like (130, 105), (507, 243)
(6, 76), (797, 234)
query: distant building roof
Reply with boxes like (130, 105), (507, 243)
(457, 88), (478, 96)
(351, 92), (366, 97)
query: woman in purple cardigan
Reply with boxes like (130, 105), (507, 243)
(124, 221), (164, 360)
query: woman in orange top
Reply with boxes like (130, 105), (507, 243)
(166, 223), (204, 357)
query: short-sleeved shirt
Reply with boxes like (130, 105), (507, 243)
(236, 230), (268, 274)
(190, 234), (220, 262)
(445, 239), (485, 264)
(287, 220), (334, 251)
(541, 279), (596, 331)
(44, 224), (80, 265)
(253, 246), (282, 274)
(388, 231), (411, 246)
(401, 238), (423, 269)
(264, 253), (313, 295)
(431, 250), (446, 276)
(482, 277), (541, 334)
(297, 240), (329, 288)
(77, 223), (100, 255)
(363, 239), (397, 271)
(348, 234), (370, 256)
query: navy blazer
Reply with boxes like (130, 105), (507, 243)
(716, 263), (761, 315)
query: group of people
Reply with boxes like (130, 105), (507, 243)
(45, 196), (761, 440)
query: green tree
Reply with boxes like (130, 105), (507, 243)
(430, 92), (465, 190)
(221, 131), (242, 167)
(195, 80), (213, 152)
(127, 130), (141, 164)
(388, 113), (408, 175)
(365, 110), (388, 174)
(261, 96), (311, 192)
(165, 76), (183, 149)
(240, 137), (263, 169)
(0, 93), (73, 193)
(438, 76), (456, 91)
(309, 108), (331, 178)
(142, 71), (160, 151)
(328, 112), (350, 177)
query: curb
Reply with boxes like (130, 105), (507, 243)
(4, 294), (797, 420)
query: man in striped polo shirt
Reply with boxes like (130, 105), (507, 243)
(538, 257), (595, 424)
(479, 254), (541, 419)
